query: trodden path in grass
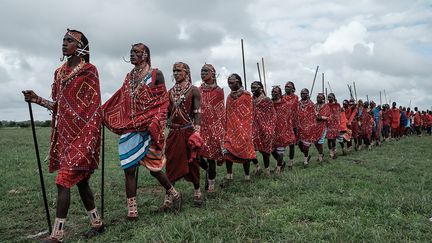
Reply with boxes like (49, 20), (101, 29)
(1, 127), (432, 242)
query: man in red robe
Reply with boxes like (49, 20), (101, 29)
(345, 99), (357, 151)
(273, 86), (296, 172)
(413, 107), (422, 136)
(23, 29), (103, 242)
(222, 73), (256, 185)
(359, 101), (374, 150)
(251, 81), (276, 176)
(389, 102), (401, 140)
(199, 64), (225, 195)
(314, 93), (331, 163)
(102, 43), (181, 218)
(381, 104), (391, 141)
(326, 93), (341, 159)
(282, 81), (299, 169)
(297, 89), (324, 167)
(166, 62), (203, 207)
(338, 100), (352, 155)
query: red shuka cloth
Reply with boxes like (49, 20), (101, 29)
(49, 63), (102, 173)
(298, 99), (319, 143)
(374, 110), (383, 138)
(359, 109), (373, 140)
(252, 96), (276, 154)
(382, 110), (391, 126)
(326, 102), (341, 139)
(165, 84), (201, 183)
(315, 103), (331, 139)
(273, 98), (296, 147)
(414, 112), (422, 126)
(102, 69), (169, 149)
(224, 91), (256, 161)
(346, 107), (359, 138)
(283, 93), (299, 128)
(389, 108), (401, 129)
(199, 85), (225, 161)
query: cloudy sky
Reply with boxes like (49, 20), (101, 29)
(1, 0), (431, 121)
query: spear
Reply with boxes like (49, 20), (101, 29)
(310, 65), (319, 95)
(325, 88), (328, 102)
(256, 62), (262, 83)
(261, 57), (267, 94)
(366, 95), (369, 103)
(408, 99), (412, 108)
(241, 39), (247, 90)
(100, 126), (105, 219)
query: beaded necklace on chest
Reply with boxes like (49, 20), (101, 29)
(171, 81), (191, 107)
(300, 99), (310, 111)
(129, 67), (151, 97)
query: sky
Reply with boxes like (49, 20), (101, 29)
(1, 0), (431, 121)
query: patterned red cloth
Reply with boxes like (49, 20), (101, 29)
(374, 110), (383, 139)
(326, 102), (341, 139)
(224, 90), (256, 161)
(359, 109), (373, 140)
(382, 109), (391, 126)
(199, 85), (225, 161)
(102, 69), (169, 149)
(49, 63), (102, 173)
(273, 98), (296, 147)
(283, 93), (299, 128)
(252, 96), (275, 154)
(166, 84), (200, 183)
(389, 108), (401, 129)
(315, 103), (331, 140)
(188, 132), (204, 162)
(346, 107), (359, 138)
(414, 112), (422, 126)
(298, 99), (319, 143)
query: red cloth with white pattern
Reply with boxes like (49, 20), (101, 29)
(49, 62), (102, 173)
(359, 108), (374, 140)
(326, 102), (341, 139)
(199, 85), (225, 161)
(101, 69), (168, 149)
(224, 90), (256, 161)
(315, 103), (331, 140)
(273, 98), (296, 147)
(252, 96), (275, 154)
(297, 99), (319, 143)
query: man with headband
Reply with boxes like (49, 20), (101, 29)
(221, 74), (256, 186)
(326, 93), (341, 159)
(165, 62), (204, 208)
(102, 43), (182, 218)
(198, 64), (225, 196)
(283, 81), (299, 169)
(23, 29), (103, 242)
(272, 86), (295, 173)
(251, 81), (275, 176)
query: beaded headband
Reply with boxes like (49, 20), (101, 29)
(66, 29), (83, 46)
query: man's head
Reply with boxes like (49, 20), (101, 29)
(227, 73), (242, 91)
(300, 88), (309, 101)
(251, 81), (264, 97)
(284, 81), (295, 95)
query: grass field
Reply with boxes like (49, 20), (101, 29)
(1, 127), (432, 242)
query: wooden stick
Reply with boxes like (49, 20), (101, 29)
(28, 102), (52, 234)
(310, 65), (319, 95)
(353, 82), (358, 102)
(380, 91), (382, 105)
(327, 81), (333, 93)
(256, 62), (262, 83)
(261, 57), (267, 94)
(241, 39), (247, 90)
(322, 73), (324, 94)
(347, 84), (353, 99)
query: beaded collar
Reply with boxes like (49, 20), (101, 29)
(230, 87), (244, 99)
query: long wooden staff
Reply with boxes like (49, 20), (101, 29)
(347, 84), (353, 100)
(322, 73), (325, 94)
(100, 126), (105, 219)
(241, 39), (247, 90)
(27, 102), (52, 234)
(310, 65), (319, 95)
(256, 62), (262, 83)
(261, 57), (267, 94)
(353, 82), (358, 102)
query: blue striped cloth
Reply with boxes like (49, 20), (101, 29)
(119, 131), (152, 170)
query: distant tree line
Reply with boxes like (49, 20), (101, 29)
(0, 120), (52, 128)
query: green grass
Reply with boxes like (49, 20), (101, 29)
(1, 127), (432, 242)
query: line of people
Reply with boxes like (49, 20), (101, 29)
(22, 29), (432, 243)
